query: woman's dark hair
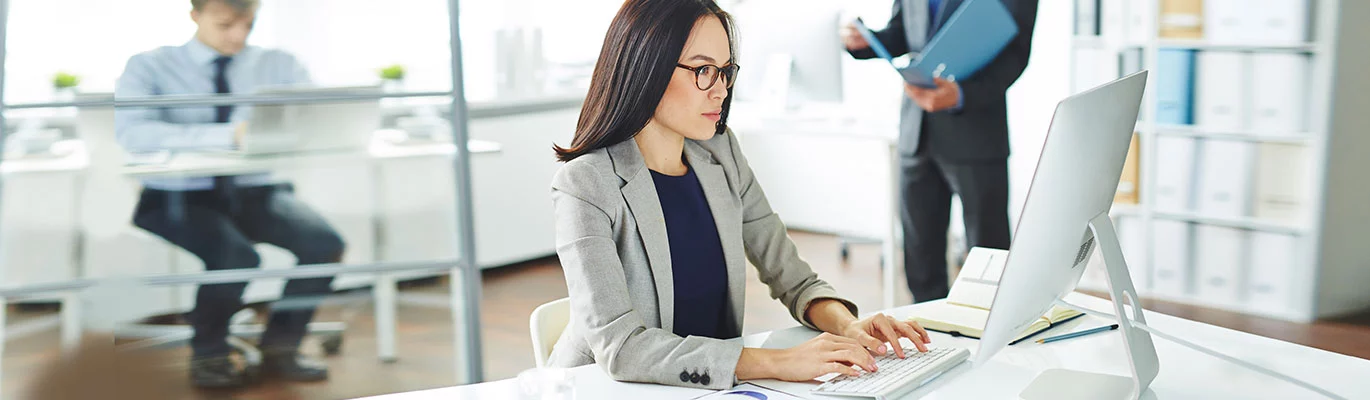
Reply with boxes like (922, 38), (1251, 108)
(554, 0), (736, 162)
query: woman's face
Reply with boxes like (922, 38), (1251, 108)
(652, 15), (732, 142)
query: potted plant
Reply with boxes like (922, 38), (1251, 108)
(53, 71), (81, 101)
(378, 64), (406, 92)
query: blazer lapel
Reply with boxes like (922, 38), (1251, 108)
(684, 140), (747, 336)
(608, 139), (675, 332)
(902, 0), (929, 50)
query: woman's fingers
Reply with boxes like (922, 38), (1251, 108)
(907, 320), (932, 344)
(892, 320), (930, 353)
(873, 317), (907, 359)
(836, 346), (878, 372)
(823, 362), (861, 377)
(852, 330), (888, 356)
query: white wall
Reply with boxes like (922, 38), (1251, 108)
(1314, 0), (1370, 318)
(2, 0), (624, 104)
(1005, 0), (1072, 227)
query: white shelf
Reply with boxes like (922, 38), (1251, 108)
(1145, 125), (1314, 144)
(1151, 211), (1306, 235)
(1110, 203), (1143, 217)
(1156, 39), (1318, 53)
(1068, 0), (1370, 323)
(1073, 36), (1108, 49)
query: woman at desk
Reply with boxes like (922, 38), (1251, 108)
(549, 0), (931, 389)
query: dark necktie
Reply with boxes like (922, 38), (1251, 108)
(211, 56), (238, 210)
(929, 0), (944, 36)
(212, 56), (233, 123)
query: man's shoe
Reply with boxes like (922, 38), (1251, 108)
(190, 356), (247, 389)
(261, 351), (329, 382)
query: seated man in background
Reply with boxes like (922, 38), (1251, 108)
(114, 0), (343, 389)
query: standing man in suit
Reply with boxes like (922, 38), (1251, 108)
(115, 0), (342, 389)
(842, 0), (1038, 303)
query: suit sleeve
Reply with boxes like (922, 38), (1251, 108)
(723, 132), (859, 329)
(848, 1), (912, 60)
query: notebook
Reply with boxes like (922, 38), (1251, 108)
(852, 0), (1019, 88)
(908, 247), (1084, 344)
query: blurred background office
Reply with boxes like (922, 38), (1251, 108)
(2, 0), (1368, 398)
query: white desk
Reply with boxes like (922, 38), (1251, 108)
(122, 138), (502, 178)
(359, 292), (1370, 399)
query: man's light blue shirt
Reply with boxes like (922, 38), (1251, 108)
(115, 38), (311, 191)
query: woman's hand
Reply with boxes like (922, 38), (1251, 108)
(737, 333), (878, 382)
(840, 313), (932, 359)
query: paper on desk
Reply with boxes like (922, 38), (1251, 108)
(693, 383), (805, 400)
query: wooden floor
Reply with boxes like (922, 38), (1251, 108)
(4, 231), (1368, 399)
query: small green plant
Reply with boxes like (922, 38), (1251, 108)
(378, 64), (406, 81)
(53, 72), (81, 89)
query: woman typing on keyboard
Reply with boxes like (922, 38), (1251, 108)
(547, 0), (932, 390)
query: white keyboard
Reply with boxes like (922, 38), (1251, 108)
(811, 347), (970, 400)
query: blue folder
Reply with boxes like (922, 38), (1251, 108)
(1155, 49), (1196, 125)
(854, 0), (1018, 88)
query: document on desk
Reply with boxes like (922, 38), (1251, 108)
(908, 247), (1084, 343)
(853, 0), (1018, 88)
(692, 383), (804, 400)
(125, 151), (173, 166)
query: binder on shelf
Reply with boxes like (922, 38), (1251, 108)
(1119, 47), (1145, 77)
(1154, 136), (1198, 213)
(1254, 143), (1310, 222)
(1195, 140), (1256, 218)
(1151, 220), (1193, 297)
(1159, 0), (1204, 39)
(1204, 0), (1309, 44)
(1156, 49), (1196, 125)
(1126, 0), (1156, 44)
(1250, 53), (1310, 132)
(1118, 215), (1150, 291)
(1075, 0), (1100, 36)
(1072, 48), (1114, 94)
(1116, 133), (1142, 204)
(1194, 225), (1247, 307)
(1252, 0), (1309, 44)
(1247, 231), (1299, 311)
(1195, 51), (1249, 131)
(1202, 0), (1246, 44)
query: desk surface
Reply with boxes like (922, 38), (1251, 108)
(121, 138), (501, 178)
(359, 292), (1370, 400)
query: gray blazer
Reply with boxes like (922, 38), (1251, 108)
(547, 130), (858, 389)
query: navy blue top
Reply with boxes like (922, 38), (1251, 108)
(651, 167), (731, 339)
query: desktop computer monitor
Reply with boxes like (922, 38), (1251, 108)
(728, 0), (844, 105)
(974, 72), (1150, 397)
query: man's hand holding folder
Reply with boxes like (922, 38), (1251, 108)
(904, 77), (962, 112)
(841, 23), (963, 112)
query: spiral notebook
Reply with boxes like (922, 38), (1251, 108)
(908, 247), (1084, 345)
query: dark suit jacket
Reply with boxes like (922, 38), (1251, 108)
(850, 0), (1039, 161)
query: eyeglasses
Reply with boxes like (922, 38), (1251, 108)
(676, 63), (740, 91)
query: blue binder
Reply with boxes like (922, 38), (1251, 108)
(854, 0), (1019, 88)
(1156, 49), (1196, 125)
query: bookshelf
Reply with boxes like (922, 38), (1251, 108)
(1071, 0), (1370, 322)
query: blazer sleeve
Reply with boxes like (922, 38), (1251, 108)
(955, 0), (1039, 111)
(551, 163), (743, 390)
(848, 1), (912, 60)
(723, 132), (859, 329)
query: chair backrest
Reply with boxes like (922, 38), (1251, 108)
(529, 297), (570, 368)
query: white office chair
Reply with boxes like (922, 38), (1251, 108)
(529, 297), (570, 368)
